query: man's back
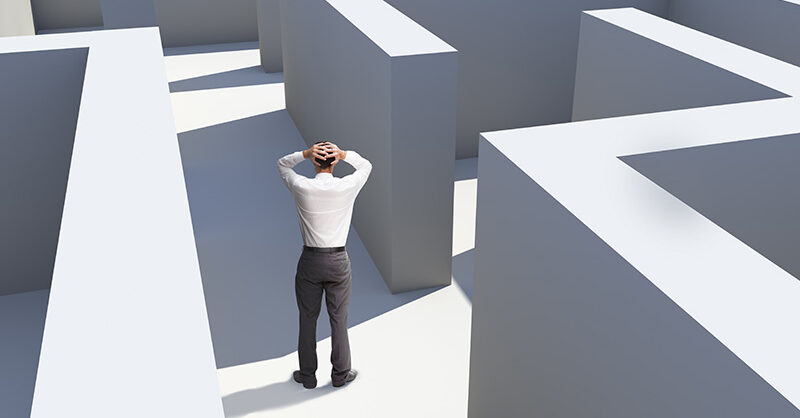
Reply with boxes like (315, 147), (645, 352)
(277, 149), (372, 248)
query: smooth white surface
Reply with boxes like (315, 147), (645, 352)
(453, 179), (477, 257)
(164, 42), (288, 134)
(0, 28), (224, 417)
(669, 0), (800, 67)
(327, 0), (455, 57)
(573, 10), (787, 121)
(487, 98), (800, 411)
(170, 83), (285, 133)
(484, 10), (800, 408)
(218, 282), (471, 417)
(588, 8), (800, 96)
(164, 43), (260, 83)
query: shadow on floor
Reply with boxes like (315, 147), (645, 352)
(218, 251), (473, 416)
(454, 157), (478, 181)
(0, 290), (50, 418)
(163, 41), (259, 56)
(169, 67), (283, 93)
(179, 110), (441, 369)
(221, 376), (339, 417)
(452, 249), (474, 301)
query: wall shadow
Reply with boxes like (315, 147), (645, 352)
(621, 134), (800, 281)
(0, 290), (50, 418)
(452, 249), (474, 301)
(1, 48), (87, 296)
(454, 157), (478, 181)
(179, 110), (440, 369)
(169, 67), (283, 93)
(163, 41), (259, 56)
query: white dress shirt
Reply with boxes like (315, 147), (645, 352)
(277, 150), (372, 248)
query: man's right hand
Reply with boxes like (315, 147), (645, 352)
(322, 142), (346, 166)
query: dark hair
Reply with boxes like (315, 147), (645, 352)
(314, 140), (336, 169)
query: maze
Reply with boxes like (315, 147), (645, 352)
(470, 6), (800, 417)
(1, 0), (799, 417)
(0, 28), (222, 417)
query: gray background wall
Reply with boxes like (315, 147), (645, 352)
(257, 0), (282, 72)
(388, 52), (457, 292)
(0, 48), (88, 296)
(30, 0), (103, 31)
(31, 0), (799, 63)
(468, 138), (799, 417)
(281, 0), (457, 293)
(102, 0), (157, 30)
(28, 0), (258, 46)
(0, 0), (36, 37)
(283, 0), (393, 290)
(155, 0), (258, 47)
(571, 12), (786, 121)
(384, 0), (670, 157)
(669, 0), (800, 67)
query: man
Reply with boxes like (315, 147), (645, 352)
(277, 140), (372, 389)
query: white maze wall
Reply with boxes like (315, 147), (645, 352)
(470, 6), (800, 418)
(281, 0), (458, 293)
(1, 0), (799, 417)
(0, 29), (223, 418)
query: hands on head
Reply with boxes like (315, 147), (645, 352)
(323, 142), (344, 166)
(306, 141), (343, 167)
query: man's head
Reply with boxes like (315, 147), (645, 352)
(314, 141), (336, 172)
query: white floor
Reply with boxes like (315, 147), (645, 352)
(164, 43), (477, 417)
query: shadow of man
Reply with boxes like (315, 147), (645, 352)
(222, 376), (339, 417)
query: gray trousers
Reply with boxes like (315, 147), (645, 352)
(295, 247), (352, 382)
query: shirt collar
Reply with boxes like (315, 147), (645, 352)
(315, 172), (334, 180)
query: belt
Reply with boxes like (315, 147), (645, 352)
(303, 245), (346, 253)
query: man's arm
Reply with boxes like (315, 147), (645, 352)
(276, 151), (305, 190)
(336, 149), (372, 190)
(277, 143), (330, 189)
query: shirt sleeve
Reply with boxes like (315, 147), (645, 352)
(340, 150), (372, 191)
(277, 151), (305, 190)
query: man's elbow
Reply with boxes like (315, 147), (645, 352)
(360, 161), (373, 177)
(277, 162), (290, 177)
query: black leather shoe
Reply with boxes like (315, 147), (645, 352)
(332, 369), (358, 387)
(293, 370), (317, 389)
